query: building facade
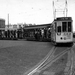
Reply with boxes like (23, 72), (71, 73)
(0, 19), (5, 29)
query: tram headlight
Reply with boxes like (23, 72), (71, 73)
(60, 37), (63, 40)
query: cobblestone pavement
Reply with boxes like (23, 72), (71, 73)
(0, 40), (53, 75)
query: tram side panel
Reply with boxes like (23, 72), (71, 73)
(51, 24), (56, 43)
(55, 21), (62, 43)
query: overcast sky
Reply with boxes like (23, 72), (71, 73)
(0, 0), (75, 31)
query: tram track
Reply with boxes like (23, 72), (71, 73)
(64, 45), (75, 75)
(24, 46), (70, 75)
(24, 46), (56, 75)
(38, 47), (70, 72)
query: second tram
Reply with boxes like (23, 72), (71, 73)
(24, 24), (51, 41)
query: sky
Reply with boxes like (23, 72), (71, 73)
(0, 0), (75, 31)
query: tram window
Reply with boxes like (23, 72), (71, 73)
(62, 22), (67, 32)
(57, 26), (61, 32)
(68, 22), (71, 32)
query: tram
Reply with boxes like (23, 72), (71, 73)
(51, 17), (73, 45)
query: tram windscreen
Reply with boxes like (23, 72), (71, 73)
(62, 22), (67, 32)
(68, 22), (71, 32)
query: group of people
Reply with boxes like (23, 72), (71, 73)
(0, 29), (24, 40)
(0, 27), (51, 40)
(34, 28), (51, 40)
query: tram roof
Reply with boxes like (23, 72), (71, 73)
(54, 17), (72, 21)
(24, 23), (51, 29)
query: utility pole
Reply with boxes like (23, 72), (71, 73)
(8, 13), (9, 29)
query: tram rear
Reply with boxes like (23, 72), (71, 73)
(51, 17), (73, 45)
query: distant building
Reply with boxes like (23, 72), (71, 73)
(0, 19), (5, 30)
(5, 24), (19, 31)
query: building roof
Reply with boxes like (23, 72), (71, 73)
(0, 18), (5, 21)
(24, 23), (51, 29)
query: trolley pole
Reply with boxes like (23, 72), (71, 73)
(52, 0), (68, 18)
(65, 0), (68, 17)
(53, 1), (55, 19)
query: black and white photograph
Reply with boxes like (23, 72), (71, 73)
(0, 0), (75, 75)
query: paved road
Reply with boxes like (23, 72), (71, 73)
(0, 39), (75, 75)
(26, 46), (69, 75)
(26, 43), (75, 75)
(0, 40), (53, 75)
